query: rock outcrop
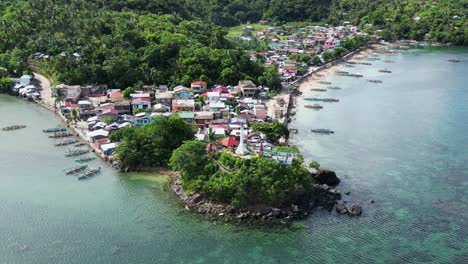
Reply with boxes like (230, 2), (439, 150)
(313, 169), (340, 186)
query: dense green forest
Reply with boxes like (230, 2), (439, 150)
(0, 0), (465, 89)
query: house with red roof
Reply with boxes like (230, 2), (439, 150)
(220, 136), (240, 148)
(100, 109), (119, 122)
(108, 90), (124, 102)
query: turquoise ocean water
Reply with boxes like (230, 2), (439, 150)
(0, 48), (467, 263)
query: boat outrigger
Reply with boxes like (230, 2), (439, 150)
(327, 86), (342, 90)
(2, 125), (26, 131)
(76, 167), (101, 180)
(55, 139), (79, 146)
(311, 129), (334, 134)
(65, 165), (88, 175)
(48, 132), (75, 138)
(379, 69), (392, 73)
(43, 128), (67, 133)
(75, 156), (96, 163)
(310, 88), (327, 92)
(305, 104), (323, 109)
(65, 149), (90, 157)
(304, 98), (339, 102)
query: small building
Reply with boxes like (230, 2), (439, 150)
(177, 112), (195, 123)
(134, 112), (152, 127)
(95, 138), (111, 149)
(108, 90), (124, 102)
(238, 80), (258, 98)
(101, 142), (119, 155)
(209, 101), (226, 112)
(155, 92), (173, 105)
(131, 97), (151, 110)
(191, 81), (207, 93)
(114, 100), (131, 115)
(87, 129), (109, 142)
(194, 112), (214, 128)
(100, 109), (119, 122)
(78, 100), (93, 111)
(172, 99), (195, 112)
(259, 20), (269, 25)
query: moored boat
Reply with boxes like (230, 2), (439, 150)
(2, 125), (26, 131)
(304, 98), (339, 102)
(448, 59), (461, 63)
(65, 164), (88, 175)
(305, 104), (323, 109)
(74, 142), (86, 147)
(311, 129), (334, 134)
(75, 156), (96, 163)
(349, 73), (363, 78)
(335, 70), (349, 76)
(384, 60), (395, 63)
(48, 132), (75, 138)
(76, 167), (101, 180)
(43, 128), (67, 133)
(310, 88), (327, 92)
(368, 79), (383, 83)
(327, 86), (342, 90)
(318, 81), (332, 85)
(359, 62), (372, 65)
(55, 139), (79, 146)
(379, 69), (392, 73)
(65, 149), (90, 157)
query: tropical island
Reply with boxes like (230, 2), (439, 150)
(0, 0), (465, 222)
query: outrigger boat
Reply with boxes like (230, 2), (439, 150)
(327, 86), (342, 90)
(74, 142), (86, 147)
(384, 60), (395, 63)
(65, 149), (90, 157)
(349, 73), (364, 78)
(43, 128), (67, 133)
(318, 81), (332, 85)
(48, 132), (75, 138)
(76, 167), (101, 180)
(379, 69), (392, 73)
(335, 70), (349, 76)
(55, 139), (79, 146)
(344, 64), (355, 67)
(75, 156), (96, 163)
(305, 104), (323, 109)
(64, 164), (88, 175)
(2, 125), (26, 131)
(368, 79), (383, 83)
(310, 88), (327, 92)
(448, 59), (461, 63)
(359, 62), (372, 65)
(311, 129), (334, 134)
(304, 98), (339, 102)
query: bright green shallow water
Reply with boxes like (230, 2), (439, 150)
(1, 48), (467, 263)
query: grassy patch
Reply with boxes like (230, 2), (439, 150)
(227, 23), (272, 37)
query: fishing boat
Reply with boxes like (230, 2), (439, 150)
(327, 86), (342, 90)
(368, 79), (383, 83)
(43, 128), (67, 133)
(448, 59), (461, 63)
(55, 139), (79, 146)
(64, 164), (88, 175)
(384, 60), (395, 63)
(335, 70), (349, 76)
(347, 61), (358, 64)
(75, 156), (96, 163)
(304, 98), (339, 103)
(359, 62), (372, 65)
(379, 69), (392, 73)
(310, 88), (327, 92)
(65, 149), (90, 157)
(76, 167), (101, 180)
(318, 81), (332, 85)
(349, 73), (363, 78)
(305, 104), (323, 109)
(2, 125), (26, 131)
(74, 142), (86, 147)
(48, 132), (75, 138)
(311, 129), (334, 134)
(344, 64), (355, 67)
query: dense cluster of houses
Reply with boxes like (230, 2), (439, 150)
(245, 21), (370, 80)
(54, 79), (293, 164)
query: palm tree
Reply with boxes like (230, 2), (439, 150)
(206, 128), (217, 153)
(67, 108), (80, 125)
(53, 88), (64, 111)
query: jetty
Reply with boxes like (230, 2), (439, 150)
(2, 125), (26, 131)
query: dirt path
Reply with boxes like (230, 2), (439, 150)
(33, 72), (54, 108)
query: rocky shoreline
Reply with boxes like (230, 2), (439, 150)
(170, 169), (362, 224)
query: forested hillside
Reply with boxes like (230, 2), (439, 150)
(0, 0), (465, 88)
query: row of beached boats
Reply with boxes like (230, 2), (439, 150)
(2, 125), (26, 131)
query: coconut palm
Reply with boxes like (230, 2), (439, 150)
(53, 88), (64, 111)
(67, 108), (80, 125)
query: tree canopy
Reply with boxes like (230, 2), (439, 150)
(251, 121), (290, 143)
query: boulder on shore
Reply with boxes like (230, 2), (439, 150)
(313, 169), (340, 186)
(335, 202), (362, 216)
